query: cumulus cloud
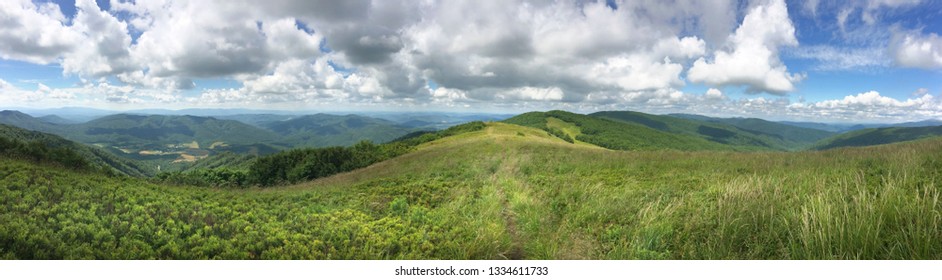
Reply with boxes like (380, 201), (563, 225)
(761, 90), (939, 122)
(497, 87), (565, 102)
(62, 0), (135, 78)
(587, 55), (685, 92)
(705, 88), (725, 100)
(126, 1), (271, 79)
(813, 90), (932, 108)
(404, 0), (723, 103)
(687, 0), (802, 94)
(655, 89), (942, 122)
(0, 79), (14, 90)
(569, 87), (942, 123)
(2, 0), (941, 123)
(891, 31), (942, 69)
(0, 0), (80, 64)
(0, 0), (742, 105)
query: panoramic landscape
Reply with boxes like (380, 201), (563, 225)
(1, 0), (942, 260)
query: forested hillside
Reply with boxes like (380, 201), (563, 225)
(261, 114), (415, 147)
(0, 124), (151, 176)
(814, 125), (942, 150)
(658, 112), (835, 148)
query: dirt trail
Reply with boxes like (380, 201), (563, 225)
(490, 149), (526, 260)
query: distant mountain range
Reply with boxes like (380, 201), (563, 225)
(813, 126), (942, 150)
(0, 110), (425, 171)
(0, 110), (280, 148)
(504, 110), (834, 151)
(261, 114), (415, 147)
(4, 108), (942, 172)
(7, 107), (515, 130)
(604, 111), (834, 150)
(0, 110), (425, 148)
(778, 119), (942, 133)
(666, 113), (942, 133)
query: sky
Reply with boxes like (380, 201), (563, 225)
(0, 0), (941, 122)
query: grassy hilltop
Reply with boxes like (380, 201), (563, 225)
(1, 121), (940, 259)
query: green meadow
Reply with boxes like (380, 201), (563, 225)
(2, 122), (940, 259)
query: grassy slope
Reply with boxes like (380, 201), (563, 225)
(814, 125), (942, 150)
(545, 117), (595, 148)
(2, 122), (941, 259)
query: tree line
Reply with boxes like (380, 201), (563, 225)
(155, 121), (487, 188)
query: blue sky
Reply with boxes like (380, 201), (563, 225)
(0, 0), (940, 122)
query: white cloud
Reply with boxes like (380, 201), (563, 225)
(0, 0), (743, 107)
(705, 88), (725, 99)
(866, 0), (923, 8)
(0, 79), (13, 90)
(0, 0), (81, 64)
(587, 55), (685, 92)
(653, 37), (707, 60)
(813, 90), (932, 108)
(892, 31), (942, 69)
(263, 18), (323, 61)
(687, 0), (801, 94)
(911, 88), (930, 98)
(664, 90), (942, 122)
(836, 8), (853, 33)
(803, 0), (821, 16)
(127, 1), (270, 79)
(404, 0), (721, 103)
(36, 83), (51, 92)
(2, 0), (940, 123)
(62, 0), (135, 78)
(497, 87), (564, 102)
(788, 45), (890, 71)
(431, 87), (469, 101)
(861, 0), (922, 25)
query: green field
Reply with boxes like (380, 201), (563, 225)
(2, 122), (940, 259)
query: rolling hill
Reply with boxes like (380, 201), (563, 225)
(814, 125), (942, 150)
(777, 119), (942, 133)
(261, 114), (416, 147)
(0, 111), (425, 171)
(76, 114), (282, 147)
(0, 111), (285, 170)
(1, 121), (940, 259)
(505, 110), (762, 151)
(663, 112), (835, 149)
(36, 115), (79, 125)
(212, 114), (298, 128)
(0, 124), (151, 176)
(0, 111), (283, 148)
(0, 110), (60, 133)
